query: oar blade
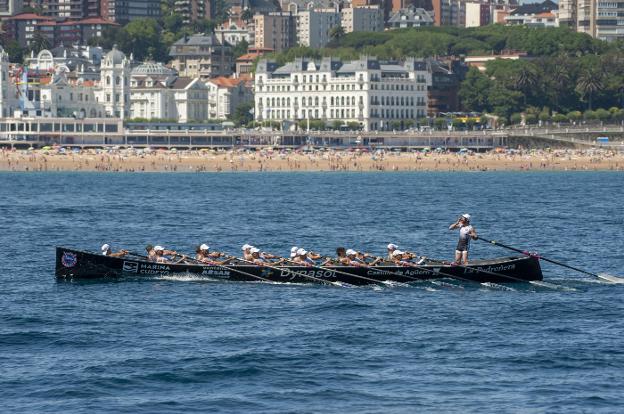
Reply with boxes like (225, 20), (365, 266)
(597, 273), (624, 284)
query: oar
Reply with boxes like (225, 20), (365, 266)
(172, 253), (274, 283)
(277, 255), (407, 287)
(370, 255), (506, 290)
(231, 256), (342, 287)
(477, 237), (624, 284)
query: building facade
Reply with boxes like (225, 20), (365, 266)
(254, 56), (431, 131)
(464, 2), (490, 27)
(169, 34), (233, 79)
(296, 6), (340, 48)
(206, 76), (253, 119)
(175, 0), (212, 24)
(94, 46), (131, 119)
(341, 5), (384, 33)
(101, 0), (161, 24)
(387, 6), (434, 28)
(253, 12), (296, 52)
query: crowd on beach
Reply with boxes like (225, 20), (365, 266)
(0, 146), (623, 172)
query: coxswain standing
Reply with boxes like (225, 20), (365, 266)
(101, 244), (128, 258)
(449, 213), (478, 264)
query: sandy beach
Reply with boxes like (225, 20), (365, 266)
(1, 147), (623, 172)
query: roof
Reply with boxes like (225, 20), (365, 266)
(171, 77), (194, 89)
(237, 52), (261, 62)
(132, 62), (176, 77)
(105, 45), (126, 65)
(10, 13), (50, 21)
(510, 0), (557, 16)
(388, 6), (434, 25)
(208, 76), (245, 88)
(76, 17), (117, 25)
(172, 34), (221, 47)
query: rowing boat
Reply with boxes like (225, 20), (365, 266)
(55, 247), (543, 285)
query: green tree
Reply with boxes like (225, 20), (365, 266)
(230, 102), (253, 126)
(2, 40), (25, 63)
(213, 0), (230, 24)
(458, 68), (493, 112)
(514, 63), (539, 106)
(241, 8), (254, 22)
(118, 19), (165, 61)
(329, 26), (346, 43)
(29, 31), (51, 53)
(576, 68), (604, 110)
(232, 39), (249, 58)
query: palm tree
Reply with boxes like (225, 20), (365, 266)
(241, 8), (253, 22)
(514, 65), (538, 107)
(576, 69), (604, 110)
(329, 25), (345, 43)
(29, 31), (51, 53)
(549, 61), (570, 111)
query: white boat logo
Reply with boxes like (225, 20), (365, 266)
(123, 261), (139, 273)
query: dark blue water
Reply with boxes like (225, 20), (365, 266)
(2, 172), (624, 413)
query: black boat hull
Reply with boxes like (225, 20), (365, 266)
(55, 247), (543, 285)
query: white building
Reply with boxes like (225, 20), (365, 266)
(0, 47), (19, 118)
(129, 74), (208, 122)
(206, 76), (253, 120)
(94, 46), (131, 119)
(341, 5), (384, 33)
(254, 56), (431, 131)
(215, 18), (253, 46)
(39, 74), (105, 118)
(297, 6), (341, 48)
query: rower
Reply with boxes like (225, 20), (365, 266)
(242, 244), (254, 261)
(290, 246), (298, 259)
(153, 245), (186, 264)
(250, 247), (268, 265)
(146, 244), (156, 261)
(296, 248), (317, 266)
(449, 213), (478, 264)
(101, 244), (128, 258)
(195, 244), (222, 261)
(356, 250), (382, 266)
(195, 244), (232, 265)
(392, 250), (414, 266)
(345, 249), (367, 266)
(387, 243), (398, 260)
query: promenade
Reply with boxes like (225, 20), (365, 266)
(1, 117), (624, 150)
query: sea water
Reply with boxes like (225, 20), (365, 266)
(1, 172), (623, 413)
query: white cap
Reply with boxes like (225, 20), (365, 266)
(290, 246), (298, 253)
(392, 250), (404, 257)
(297, 248), (308, 255)
(154, 245), (164, 252)
(200, 244), (209, 251)
(462, 213), (471, 220)
(101, 243), (110, 252)
(387, 243), (398, 250)
(242, 244), (251, 251)
(250, 247), (260, 253)
(346, 249), (357, 256)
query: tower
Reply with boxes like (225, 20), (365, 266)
(98, 45), (131, 119)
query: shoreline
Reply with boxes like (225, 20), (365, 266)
(1, 148), (623, 172)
